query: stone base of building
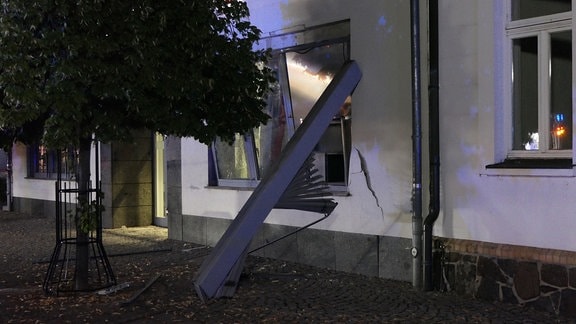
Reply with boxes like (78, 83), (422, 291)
(170, 214), (414, 283)
(13, 196), (152, 228)
(13, 197), (55, 219)
(437, 237), (576, 317)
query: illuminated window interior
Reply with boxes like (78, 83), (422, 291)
(508, 1), (572, 156)
(210, 21), (351, 190)
(27, 145), (78, 179)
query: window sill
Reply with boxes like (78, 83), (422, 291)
(327, 184), (350, 196)
(205, 185), (255, 191)
(206, 184), (350, 196)
(25, 176), (58, 181)
(482, 159), (576, 177)
(25, 175), (75, 181)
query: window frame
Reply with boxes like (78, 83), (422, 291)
(27, 144), (77, 180)
(211, 132), (260, 188)
(502, 1), (575, 161)
(209, 20), (352, 191)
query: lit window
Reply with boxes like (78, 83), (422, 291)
(506, 0), (573, 158)
(210, 21), (351, 191)
(27, 144), (77, 179)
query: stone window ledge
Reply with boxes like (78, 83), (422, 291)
(440, 237), (576, 266)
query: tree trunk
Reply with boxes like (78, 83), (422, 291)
(74, 137), (92, 290)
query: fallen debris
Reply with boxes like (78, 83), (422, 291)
(120, 274), (161, 306)
(96, 282), (131, 295)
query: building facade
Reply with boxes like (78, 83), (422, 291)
(9, 0), (576, 316)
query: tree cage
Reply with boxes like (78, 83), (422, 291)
(43, 143), (116, 295)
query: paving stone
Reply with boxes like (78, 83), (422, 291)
(514, 262), (540, 300)
(478, 256), (506, 282)
(0, 212), (573, 323)
(542, 264), (568, 288)
(499, 258), (519, 278)
(560, 289), (576, 317)
(570, 267), (576, 289)
(476, 276), (500, 301)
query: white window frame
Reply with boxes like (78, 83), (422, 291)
(212, 132), (260, 188)
(503, 2), (575, 160)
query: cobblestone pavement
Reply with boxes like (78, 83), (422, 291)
(0, 212), (574, 323)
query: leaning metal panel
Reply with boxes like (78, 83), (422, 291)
(194, 61), (362, 301)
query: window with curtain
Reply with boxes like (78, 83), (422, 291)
(506, 0), (573, 157)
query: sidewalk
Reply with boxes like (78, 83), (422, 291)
(0, 212), (573, 323)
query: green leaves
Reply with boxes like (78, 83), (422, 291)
(0, 0), (273, 148)
(71, 193), (105, 234)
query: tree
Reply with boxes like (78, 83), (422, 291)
(0, 0), (274, 289)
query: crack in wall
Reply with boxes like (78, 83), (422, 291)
(354, 148), (384, 216)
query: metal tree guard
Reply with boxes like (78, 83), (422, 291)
(43, 143), (116, 295)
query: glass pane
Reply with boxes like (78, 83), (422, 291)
(284, 43), (351, 184)
(511, 0), (571, 20)
(550, 30), (572, 150)
(512, 37), (539, 150)
(286, 43), (348, 128)
(37, 146), (47, 173)
(254, 58), (290, 177)
(213, 134), (250, 179)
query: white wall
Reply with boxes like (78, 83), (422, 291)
(12, 142), (100, 202)
(182, 0), (415, 238)
(12, 143), (55, 201)
(181, 0), (576, 253)
(434, 0), (576, 252)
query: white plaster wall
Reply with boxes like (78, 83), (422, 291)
(182, 0), (415, 238)
(434, 0), (576, 253)
(11, 143), (55, 201)
(0, 1), (558, 253)
(12, 142), (100, 202)
(182, 0), (576, 253)
(180, 139), (253, 219)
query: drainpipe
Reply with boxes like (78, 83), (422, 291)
(410, 0), (423, 290)
(423, 0), (440, 292)
(6, 148), (12, 211)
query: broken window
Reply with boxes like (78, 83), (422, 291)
(210, 21), (351, 192)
